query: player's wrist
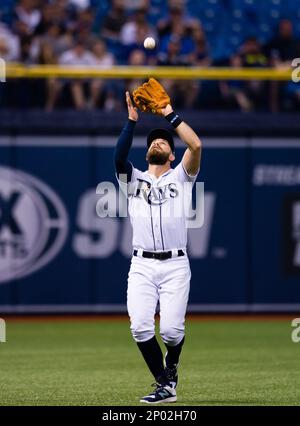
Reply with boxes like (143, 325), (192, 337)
(165, 110), (182, 128)
(161, 104), (173, 116)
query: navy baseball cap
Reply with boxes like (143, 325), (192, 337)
(147, 128), (175, 152)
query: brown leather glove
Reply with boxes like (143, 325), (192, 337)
(133, 77), (171, 114)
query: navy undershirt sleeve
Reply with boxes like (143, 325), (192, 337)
(114, 119), (136, 181)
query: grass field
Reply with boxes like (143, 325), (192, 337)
(0, 316), (300, 406)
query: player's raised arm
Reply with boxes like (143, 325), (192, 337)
(132, 77), (201, 176)
(162, 104), (202, 177)
(114, 91), (138, 181)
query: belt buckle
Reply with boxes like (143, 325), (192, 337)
(157, 251), (170, 260)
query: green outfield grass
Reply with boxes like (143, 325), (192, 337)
(0, 317), (299, 406)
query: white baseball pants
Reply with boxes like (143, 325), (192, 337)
(127, 254), (191, 346)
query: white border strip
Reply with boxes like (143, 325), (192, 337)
(0, 304), (300, 313)
(0, 137), (299, 148)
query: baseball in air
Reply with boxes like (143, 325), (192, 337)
(144, 37), (156, 49)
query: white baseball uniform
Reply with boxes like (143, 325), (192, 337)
(118, 160), (198, 346)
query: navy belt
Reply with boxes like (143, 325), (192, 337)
(133, 249), (185, 260)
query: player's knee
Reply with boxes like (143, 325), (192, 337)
(160, 325), (184, 346)
(130, 322), (155, 343)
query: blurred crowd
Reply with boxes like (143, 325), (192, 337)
(0, 0), (299, 111)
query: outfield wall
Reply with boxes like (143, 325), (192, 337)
(0, 136), (299, 313)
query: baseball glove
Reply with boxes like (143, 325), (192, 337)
(133, 77), (170, 114)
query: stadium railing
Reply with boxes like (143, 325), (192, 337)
(4, 64), (294, 80)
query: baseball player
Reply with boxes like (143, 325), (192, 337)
(114, 78), (202, 403)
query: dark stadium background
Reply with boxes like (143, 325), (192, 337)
(0, 0), (299, 313)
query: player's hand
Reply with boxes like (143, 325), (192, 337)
(161, 104), (173, 117)
(126, 91), (138, 122)
(132, 78), (170, 115)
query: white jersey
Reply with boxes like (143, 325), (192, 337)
(118, 161), (198, 251)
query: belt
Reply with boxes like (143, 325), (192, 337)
(133, 249), (185, 260)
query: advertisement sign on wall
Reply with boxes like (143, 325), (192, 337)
(0, 137), (299, 312)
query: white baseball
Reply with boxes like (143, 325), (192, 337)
(144, 37), (156, 49)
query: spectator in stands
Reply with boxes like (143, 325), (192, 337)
(157, 1), (201, 67)
(120, 6), (156, 48)
(31, 0), (74, 60)
(264, 19), (298, 64)
(101, 0), (127, 42)
(239, 37), (268, 68)
(157, 0), (199, 40)
(0, 38), (11, 62)
(52, 0), (77, 32)
(158, 34), (191, 66)
(264, 20), (299, 112)
(38, 41), (62, 111)
(59, 39), (95, 110)
(19, 34), (35, 64)
(91, 39), (115, 68)
(34, 3), (55, 36)
(74, 7), (96, 46)
(123, 0), (150, 9)
(0, 23), (20, 61)
(238, 37), (268, 110)
(158, 17), (196, 66)
(157, 5), (183, 38)
(2, 0), (298, 112)
(59, 38), (95, 66)
(35, 3), (61, 36)
(89, 39), (115, 109)
(192, 25), (210, 67)
(126, 48), (147, 94)
(219, 54), (253, 112)
(157, 29), (198, 109)
(14, 0), (41, 35)
(33, 0), (78, 42)
(34, 23), (73, 57)
(68, 0), (90, 11)
(190, 25), (211, 111)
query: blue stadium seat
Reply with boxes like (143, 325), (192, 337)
(149, 0), (168, 25)
(0, 0), (15, 25)
(258, 23), (273, 42)
(90, 0), (109, 10)
(187, 0), (221, 16)
(91, 0), (111, 31)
